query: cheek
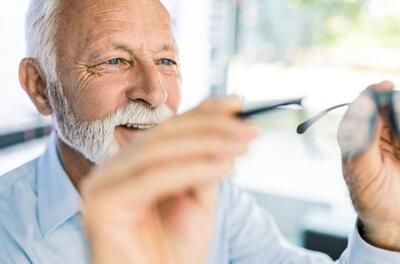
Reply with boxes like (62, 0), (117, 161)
(66, 70), (181, 121)
(163, 76), (181, 113)
(70, 77), (127, 121)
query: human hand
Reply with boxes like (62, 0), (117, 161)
(80, 97), (259, 264)
(338, 81), (400, 251)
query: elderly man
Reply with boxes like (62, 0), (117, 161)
(1, 0), (400, 263)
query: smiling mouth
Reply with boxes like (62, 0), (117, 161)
(119, 123), (156, 130)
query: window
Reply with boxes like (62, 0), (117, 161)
(230, 0), (400, 242)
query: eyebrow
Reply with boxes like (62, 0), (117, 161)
(110, 41), (178, 54)
(82, 38), (178, 62)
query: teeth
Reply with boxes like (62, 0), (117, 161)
(123, 123), (155, 129)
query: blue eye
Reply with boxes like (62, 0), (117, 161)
(160, 58), (175, 66)
(105, 58), (121, 65)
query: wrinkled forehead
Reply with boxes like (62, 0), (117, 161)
(56, 0), (176, 55)
(60, 0), (171, 23)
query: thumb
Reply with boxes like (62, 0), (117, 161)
(338, 91), (379, 161)
(338, 81), (396, 178)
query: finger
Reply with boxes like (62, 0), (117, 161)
(88, 130), (254, 190)
(338, 81), (395, 158)
(144, 104), (254, 144)
(367, 80), (394, 92)
(189, 180), (220, 216)
(142, 116), (258, 147)
(338, 91), (378, 159)
(83, 96), (258, 192)
(132, 135), (250, 175)
(85, 116), (258, 193)
(197, 95), (243, 115)
(376, 122), (400, 159)
(158, 183), (219, 215)
(338, 81), (396, 183)
(114, 157), (234, 207)
(359, 81), (396, 160)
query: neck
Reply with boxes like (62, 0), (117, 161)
(57, 138), (94, 192)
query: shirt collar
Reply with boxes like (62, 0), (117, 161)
(37, 132), (81, 237)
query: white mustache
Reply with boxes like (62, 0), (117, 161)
(105, 101), (175, 127)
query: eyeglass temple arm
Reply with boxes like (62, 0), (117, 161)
(297, 103), (349, 134)
(236, 98), (304, 119)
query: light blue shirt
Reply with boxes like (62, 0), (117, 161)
(1, 133), (400, 263)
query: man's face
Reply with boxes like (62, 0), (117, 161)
(55, 0), (181, 144)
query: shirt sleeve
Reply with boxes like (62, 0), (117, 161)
(343, 222), (400, 263)
(224, 180), (400, 263)
(0, 216), (16, 264)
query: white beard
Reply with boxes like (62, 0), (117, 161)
(46, 79), (174, 164)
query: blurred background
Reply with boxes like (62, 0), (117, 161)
(1, 0), (400, 259)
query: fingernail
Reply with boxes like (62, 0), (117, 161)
(378, 80), (394, 90)
(368, 80), (394, 92)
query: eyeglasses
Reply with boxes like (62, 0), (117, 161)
(296, 103), (349, 134)
(237, 89), (400, 134)
(236, 97), (304, 119)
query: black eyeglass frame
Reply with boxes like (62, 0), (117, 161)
(236, 89), (400, 135)
(297, 89), (400, 135)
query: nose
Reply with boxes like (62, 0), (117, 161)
(126, 63), (168, 108)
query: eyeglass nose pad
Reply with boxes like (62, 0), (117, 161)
(370, 89), (400, 136)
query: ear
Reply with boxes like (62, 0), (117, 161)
(19, 58), (53, 116)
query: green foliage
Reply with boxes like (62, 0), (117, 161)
(241, 0), (400, 61)
(287, 0), (400, 48)
(298, 0), (364, 46)
(342, 15), (400, 48)
(290, 0), (362, 6)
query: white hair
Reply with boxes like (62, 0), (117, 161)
(25, 0), (60, 84)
